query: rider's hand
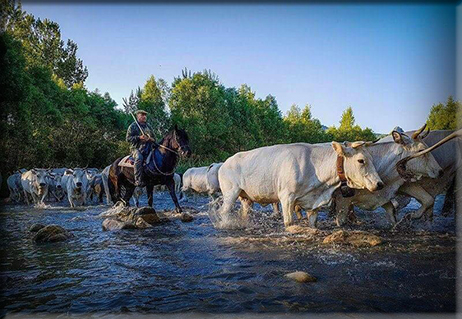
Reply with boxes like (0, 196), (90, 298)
(139, 135), (149, 142)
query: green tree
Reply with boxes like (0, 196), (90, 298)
(138, 75), (171, 140)
(426, 96), (461, 130)
(2, 0), (88, 87)
(327, 106), (376, 142)
(284, 104), (330, 143)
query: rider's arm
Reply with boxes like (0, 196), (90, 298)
(126, 123), (140, 145)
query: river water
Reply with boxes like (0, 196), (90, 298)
(0, 193), (457, 315)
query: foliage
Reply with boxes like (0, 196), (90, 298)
(426, 96), (461, 130)
(283, 104), (331, 143)
(326, 107), (376, 142)
(2, 0), (88, 88)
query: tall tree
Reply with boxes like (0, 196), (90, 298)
(426, 96), (461, 130)
(2, 0), (88, 87)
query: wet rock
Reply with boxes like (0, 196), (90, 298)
(180, 212), (194, 222)
(102, 219), (130, 231)
(323, 230), (382, 247)
(285, 271), (317, 283)
(29, 223), (45, 232)
(33, 225), (73, 243)
(286, 225), (319, 235)
(101, 206), (161, 230)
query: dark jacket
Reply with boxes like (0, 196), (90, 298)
(126, 121), (155, 152)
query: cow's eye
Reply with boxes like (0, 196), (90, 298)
(358, 159), (365, 164)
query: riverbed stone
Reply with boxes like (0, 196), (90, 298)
(29, 223), (45, 232)
(323, 230), (382, 247)
(33, 225), (73, 243)
(101, 206), (161, 230)
(285, 271), (317, 283)
(180, 212), (194, 222)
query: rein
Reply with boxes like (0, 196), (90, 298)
(149, 131), (180, 176)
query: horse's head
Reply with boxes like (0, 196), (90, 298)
(171, 125), (192, 158)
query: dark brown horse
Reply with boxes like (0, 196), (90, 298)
(108, 126), (191, 212)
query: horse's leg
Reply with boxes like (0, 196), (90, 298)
(166, 178), (182, 214)
(122, 182), (135, 207)
(147, 184), (154, 207)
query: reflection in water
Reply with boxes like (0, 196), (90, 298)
(0, 193), (456, 314)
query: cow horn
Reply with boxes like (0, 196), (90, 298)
(411, 123), (427, 140)
(421, 127), (430, 139)
(396, 128), (462, 179)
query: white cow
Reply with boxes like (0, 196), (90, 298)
(21, 169), (51, 205)
(7, 171), (23, 203)
(383, 129), (460, 220)
(333, 126), (444, 225)
(101, 165), (113, 205)
(182, 163), (223, 201)
(47, 173), (66, 202)
(63, 168), (89, 207)
(218, 141), (384, 229)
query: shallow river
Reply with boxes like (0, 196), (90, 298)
(0, 193), (457, 315)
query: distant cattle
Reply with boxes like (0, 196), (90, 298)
(7, 171), (23, 203)
(21, 169), (51, 205)
(182, 163), (223, 201)
(63, 168), (89, 207)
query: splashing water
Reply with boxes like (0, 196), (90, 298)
(205, 196), (248, 229)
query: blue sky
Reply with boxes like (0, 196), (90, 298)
(23, 3), (456, 133)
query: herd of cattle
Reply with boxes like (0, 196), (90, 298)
(5, 125), (461, 229)
(7, 166), (183, 208)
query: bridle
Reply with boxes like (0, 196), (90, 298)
(150, 130), (188, 176)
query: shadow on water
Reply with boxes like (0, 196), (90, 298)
(0, 192), (456, 315)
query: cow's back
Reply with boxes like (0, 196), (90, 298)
(183, 167), (209, 193)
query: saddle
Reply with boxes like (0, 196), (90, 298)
(118, 155), (135, 168)
(118, 151), (154, 168)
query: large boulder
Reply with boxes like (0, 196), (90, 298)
(33, 225), (73, 243)
(101, 206), (161, 231)
(323, 230), (382, 247)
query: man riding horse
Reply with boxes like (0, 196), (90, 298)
(126, 110), (157, 187)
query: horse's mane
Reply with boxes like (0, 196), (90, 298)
(157, 129), (175, 147)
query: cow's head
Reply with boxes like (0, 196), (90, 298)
(392, 124), (443, 180)
(31, 169), (49, 190)
(53, 174), (63, 189)
(332, 141), (384, 192)
(70, 168), (87, 192)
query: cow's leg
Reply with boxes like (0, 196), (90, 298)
(399, 184), (434, 220)
(270, 202), (281, 219)
(442, 178), (456, 217)
(280, 193), (296, 228)
(238, 197), (253, 223)
(383, 201), (397, 225)
(307, 210), (318, 228)
(219, 187), (240, 223)
(68, 194), (75, 208)
(294, 205), (303, 220)
(335, 196), (353, 227)
(166, 179), (182, 214)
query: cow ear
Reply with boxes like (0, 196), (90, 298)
(332, 141), (345, 157)
(31, 169), (37, 174)
(65, 169), (73, 175)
